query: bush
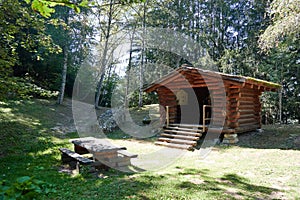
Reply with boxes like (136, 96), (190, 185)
(0, 176), (56, 199)
(0, 77), (58, 100)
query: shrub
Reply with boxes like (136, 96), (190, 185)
(0, 77), (58, 100)
(0, 176), (56, 199)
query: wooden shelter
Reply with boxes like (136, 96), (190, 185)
(144, 66), (280, 149)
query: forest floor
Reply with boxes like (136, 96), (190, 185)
(0, 98), (300, 199)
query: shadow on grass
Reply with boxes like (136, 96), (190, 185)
(236, 125), (300, 150)
(194, 124), (300, 151)
(0, 99), (73, 157)
(174, 168), (278, 200)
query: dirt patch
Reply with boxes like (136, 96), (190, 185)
(183, 174), (205, 185)
(50, 98), (111, 135)
(269, 191), (288, 200)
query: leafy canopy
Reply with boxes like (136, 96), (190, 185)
(259, 0), (300, 51)
(24, 0), (146, 18)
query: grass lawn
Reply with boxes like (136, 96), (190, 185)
(0, 99), (300, 199)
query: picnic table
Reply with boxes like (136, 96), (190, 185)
(59, 137), (137, 171)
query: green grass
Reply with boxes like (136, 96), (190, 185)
(0, 99), (300, 199)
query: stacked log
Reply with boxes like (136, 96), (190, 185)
(207, 82), (227, 128)
(157, 87), (178, 124)
(236, 87), (261, 132)
(226, 86), (241, 129)
(224, 84), (262, 134)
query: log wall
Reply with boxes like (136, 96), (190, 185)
(156, 87), (179, 124)
(225, 83), (262, 133)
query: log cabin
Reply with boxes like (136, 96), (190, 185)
(144, 65), (281, 150)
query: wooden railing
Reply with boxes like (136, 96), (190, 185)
(165, 105), (211, 131)
(166, 106), (169, 128)
(202, 105), (211, 132)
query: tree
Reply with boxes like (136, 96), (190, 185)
(0, 0), (61, 99)
(93, 0), (145, 108)
(144, 0), (268, 74)
(259, 0), (300, 51)
(50, 5), (94, 104)
(94, 0), (115, 108)
(258, 0), (300, 123)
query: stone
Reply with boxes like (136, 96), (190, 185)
(97, 108), (125, 133)
(222, 133), (239, 144)
(222, 137), (239, 144)
(224, 133), (238, 139)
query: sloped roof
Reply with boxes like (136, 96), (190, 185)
(144, 66), (281, 92)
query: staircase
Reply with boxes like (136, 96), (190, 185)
(155, 123), (207, 150)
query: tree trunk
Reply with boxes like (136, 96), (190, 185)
(124, 29), (135, 107)
(279, 87), (282, 124)
(57, 45), (68, 104)
(99, 63), (113, 106)
(95, 0), (113, 108)
(138, 1), (147, 108)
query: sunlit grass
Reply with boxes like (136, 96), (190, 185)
(0, 99), (300, 199)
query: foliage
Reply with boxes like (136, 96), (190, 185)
(45, 5), (94, 98)
(0, 0), (298, 122)
(24, 0), (146, 19)
(0, 77), (58, 100)
(0, 0), (62, 63)
(24, 0), (90, 18)
(0, 176), (56, 199)
(256, 0), (300, 123)
(98, 73), (120, 107)
(0, 0), (61, 99)
(128, 91), (158, 107)
(259, 20), (300, 123)
(259, 0), (300, 51)
(145, 0), (269, 74)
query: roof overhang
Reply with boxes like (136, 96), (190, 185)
(143, 66), (281, 93)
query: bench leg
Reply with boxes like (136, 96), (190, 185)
(76, 161), (80, 173)
(61, 153), (75, 164)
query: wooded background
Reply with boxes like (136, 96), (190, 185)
(0, 0), (299, 124)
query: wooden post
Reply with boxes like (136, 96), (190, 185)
(166, 106), (169, 127)
(203, 105), (206, 132)
(203, 105), (211, 132)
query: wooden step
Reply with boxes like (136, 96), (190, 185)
(164, 129), (201, 136)
(169, 123), (206, 129)
(158, 137), (197, 146)
(206, 127), (224, 133)
(154, 141), (193, 150)
(165, 127), (203, 133)
(160, 133), (199, 140)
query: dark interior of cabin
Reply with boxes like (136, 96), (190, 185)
(176, 87), (211, 125)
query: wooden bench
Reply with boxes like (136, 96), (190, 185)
(59, 145), (138, 171)
(59, 148), (94, 170)
(112, 150), (138, 168)
(118, 150), (138, 158)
